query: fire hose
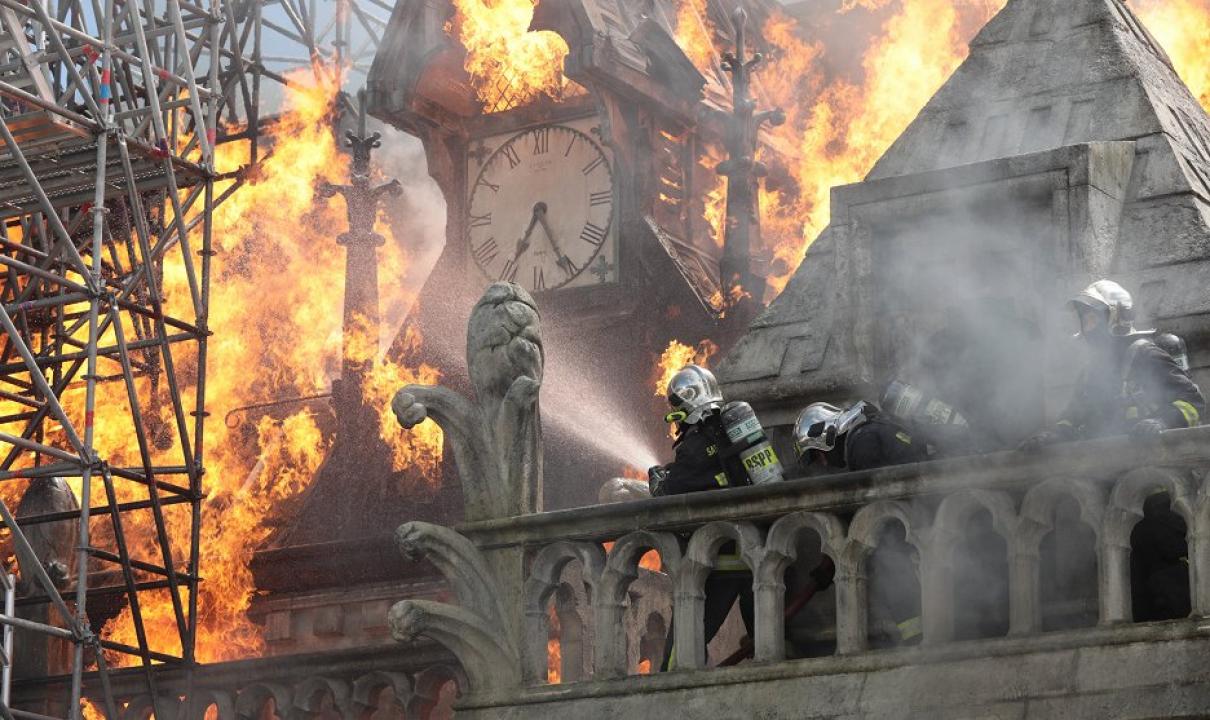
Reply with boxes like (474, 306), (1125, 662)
(716, 555), (836, 667)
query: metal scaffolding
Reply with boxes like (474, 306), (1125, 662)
(0, 0), (221, 715)
(0, 0), (386, 714)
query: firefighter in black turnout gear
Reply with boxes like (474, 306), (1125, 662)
(792, 400), (925, 645)
(792, 400), (927, 474)
(648, 365), (746, 498)
(648, 365), (758, 669)
(1022, 280), (1204, 447)
(1021, 280), (1204, 622)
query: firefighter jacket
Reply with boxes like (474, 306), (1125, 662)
(653, 412), (750, 576)
(655, 412), (748, 496)
(1057, 337), (1204, 439)
(818, 416), (928, 473)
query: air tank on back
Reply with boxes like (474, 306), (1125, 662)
(721, 401), (784, 485)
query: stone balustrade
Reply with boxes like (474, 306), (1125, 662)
(456, 427), (1210, 690)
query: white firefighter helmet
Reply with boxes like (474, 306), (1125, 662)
(1068, 280), (1138, 337)
(665, 365), (724, 425)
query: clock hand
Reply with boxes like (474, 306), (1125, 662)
(535, 203), (576, 275)
(514, 204), (543, 260)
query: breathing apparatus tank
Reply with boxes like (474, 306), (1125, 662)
(721, 401), (784, 485)
(880, 380), (969, 429)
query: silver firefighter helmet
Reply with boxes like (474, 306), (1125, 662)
(1068, 280), (1137, 337)
(793, 402), (842, 457)
(1155, 332), (1190, 372)
(794, 401), (875, 460)
(665, 364), (724, 425)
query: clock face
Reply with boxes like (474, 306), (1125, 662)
(467, 124), (614, 292)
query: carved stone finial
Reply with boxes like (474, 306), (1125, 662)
(717, 6), (784, 306)
(391, 281), (544, 520)
(388, 521), (520, 693)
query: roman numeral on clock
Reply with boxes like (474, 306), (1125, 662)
(589, 190), (611, 206)
(502, 144), (521, 169)
(500, 259), (519, 283)
(472, 237), (498, 266)
(469, 212), (491, 229)
(531, 128), (550, 155)
(582, 155), (605, 175)
(580, 222), (607, 246)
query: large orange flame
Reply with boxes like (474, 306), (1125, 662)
(62, 67), (445, 664)
(755, 0), (1008, 293)
(1135, 0), (1210, 109)
(448, 0), (575, 112)
(654, 339), (719, 398)
(675, 0), (719, 75)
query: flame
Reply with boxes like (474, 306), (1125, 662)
(46, 67), (444, 664)
(653, 339), (719, 398)
(755, 1), (1007, 293)
(347, 317), (445, 478)
(637, 658), (653, 674)
(707, 284), (752, 315)
(1134, 0), (1210, 109)
(699, 145), (728, 250)
(601, 541), (662, 572)
(674, 0), (718, 75)
(546, 603), (561, 684)
(447, 0), (577, 112)
(752, 0), (1210, 294)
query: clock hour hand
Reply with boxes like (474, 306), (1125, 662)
(534, 203), (575, 275)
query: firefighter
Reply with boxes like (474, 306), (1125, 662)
(1021, 280), (1204, 448)
(793, 400), (927, 474)
(792, 400), (926, 646)
(648, 365), (747, 497)
(648, 365), (752, 669)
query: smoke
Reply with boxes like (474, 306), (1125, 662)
(842, 189), (1090, 649)
(359, 119), (449, 352)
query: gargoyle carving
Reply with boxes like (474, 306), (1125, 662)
(392, 282), (543, 520)
(389, 521), (520, 693)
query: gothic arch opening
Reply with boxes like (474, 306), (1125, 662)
(1039, 495), (1098, 631)
(782, 526), (836, 659)
(546, 560), (592, 684)
(866, 519), (922, 648)
(1130, 492), (1191, 622)
(952, 508), (1010, 640)
(637, 611), (666, 674)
